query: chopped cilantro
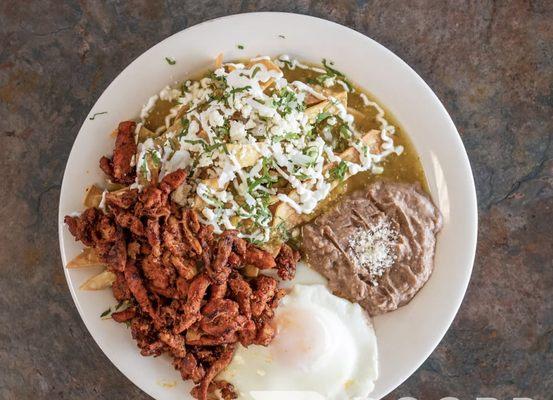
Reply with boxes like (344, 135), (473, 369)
(183, 139), (206, 146)
(276, 220), (300, 249)
(248, 158), (277, 190)
(273, 132), (301, 143)
(294, 171), (310, 180)
(315, 112), (333, 124)
(165, 57), (176, 65)
(237, 44), (244, 50)
(330, 160), (348, 181)
(322, 59), (345, 77)
(304, 146), (318, 157)
(229, 85), (251, 102)
(248, 175), (276, 191)
(179, 118), (190, 138)
(213, 120), (230, 140)
(148, 150), (161, 167)
(272, 87), (304, 115)
(279, 58), (294, 69)
(278, 34), (286, 39)
(312, 58), (354, 91)
(205, 142), (228, 153)
(276, 220), (291, 241)
(339, 123), (353, 139)
(100, 301), (131, 319)
(89, 111), (107, 120)
(140, 161), (149, 178)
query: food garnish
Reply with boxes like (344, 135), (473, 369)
(128, 55), (402, 248)
(89, 111), (107, 120)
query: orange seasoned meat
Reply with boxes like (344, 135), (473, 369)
(276, 243), (300, 280)
(105, 188), (138, 209)
(208, 234), (235, 284)
(160, 169), (187, 192)
(209, 282), (227, 299)
(145, 218), (161, 257)
(255, 320), (276, 346)
(64, 207), (101, 247)
(243, 244), (276, 270)
(64, 152), (301, 399)
(124, 260), (162, 329)
(173, 273), (210, 334)
(229, 274), (252, 319)
(173, 353), (205, 383)
(213, 380), (237, 400)
(97, 238), (127, 271)
(114, 211), (144, 236)
(200, 299), (246, 337)
(251, 275), (278, 318)
(192, 344), (236, 400)
(111, 271), (131, 301)
(99, 121), (137, 184)
(141, 253), (174, 290)
(111, 307), (136, 322)
(159, 330), (186, 358)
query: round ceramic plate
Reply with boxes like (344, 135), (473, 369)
(58, 12), (477, 400)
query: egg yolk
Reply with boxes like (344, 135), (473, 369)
(270, 306), (332, 371)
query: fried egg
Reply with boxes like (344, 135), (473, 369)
(219, 276), (378, 399)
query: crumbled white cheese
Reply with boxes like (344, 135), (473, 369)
(131, 55), (400, 242)
(229, 120), (247, 142)
(208, 110), (225, 127)
(159, 85), (182, 101)
(347, 218), (398, 284)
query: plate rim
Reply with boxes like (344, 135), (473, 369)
(58, 11), (478, 400)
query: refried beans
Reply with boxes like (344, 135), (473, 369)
(301, 180), (442, 316)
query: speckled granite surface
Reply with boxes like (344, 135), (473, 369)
(0, 1), (551, 399)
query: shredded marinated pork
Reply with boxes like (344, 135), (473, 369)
(65, 139), (299, 399)
(99, 121), (137, 185)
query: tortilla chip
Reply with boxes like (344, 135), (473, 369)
(227, 144), (261, 168)
(271, 129), (382, 234)
(305, 91), (348, 122)
(215, 53), (224, 69)
(67, 247), (105, 269)
(83, 185), (104, 208)
(137, 125), (159, 142)
(80, 269), (116, 290)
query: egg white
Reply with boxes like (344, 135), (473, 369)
(219, 278), (378, 400)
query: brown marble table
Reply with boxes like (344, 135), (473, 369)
(0, 1), (551, 399)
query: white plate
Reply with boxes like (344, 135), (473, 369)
(58, 12), (477, 400)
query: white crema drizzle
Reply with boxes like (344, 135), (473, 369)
(131, 56), (401, 243)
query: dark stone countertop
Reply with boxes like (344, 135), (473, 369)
(0, 1), (551, 399)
